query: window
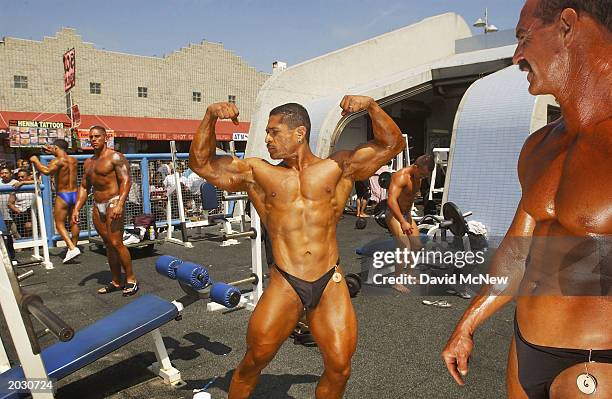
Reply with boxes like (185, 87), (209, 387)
(138, 87), (148, 98)
(192, 91), (201, 102)
(13, 76), (27, 89)
(228, 95), (236, 103)
(90, 82), (101, 94)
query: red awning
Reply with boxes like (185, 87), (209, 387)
(0, 111), (249, 141)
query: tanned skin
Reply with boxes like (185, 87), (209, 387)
(386, 161), (432, 294)
(441, 1), (612, 397)
(190, 95), (404, 399)
(30, 145), (80, 250)
(72, 127), (136, 295)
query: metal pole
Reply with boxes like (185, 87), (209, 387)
(249, 204), (263, 309)
(0, 238), (53, 398)
(32, 168), (52, 269)
(170, 141), (188, 244)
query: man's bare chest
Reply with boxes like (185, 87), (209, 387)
(86, 159), (115, 181)
(522, 137), (611, 234)
(254, 166), (347, 206)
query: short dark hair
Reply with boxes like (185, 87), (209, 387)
(52, 139), (68, 150)
(89, 125), (107, 135)
(269, 103), (311, 141)
(535, 0), (612, 32)
(415, 154), (434, 172)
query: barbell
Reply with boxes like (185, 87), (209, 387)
(372, 201), (471, 237)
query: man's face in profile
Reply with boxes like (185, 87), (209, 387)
(513, 0), (566, 95)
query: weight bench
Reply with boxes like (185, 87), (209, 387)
(0, 294), (184, 399)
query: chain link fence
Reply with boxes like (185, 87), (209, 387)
(40, 153), (225, 247)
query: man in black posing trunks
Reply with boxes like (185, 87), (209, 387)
(189, 95), (404, 398)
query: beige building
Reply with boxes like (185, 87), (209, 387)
(0, 28), (269, 155)
(1, 27), (268, 120)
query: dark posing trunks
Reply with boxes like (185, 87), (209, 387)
(57, 191), (77, 207)
(276, 259), (339, 310)
(514, 313), (612, 398)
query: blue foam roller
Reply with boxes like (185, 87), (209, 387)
(155, 255), (183, 280)
(176, 262), (209, 290)
(210, 282), (242, 308)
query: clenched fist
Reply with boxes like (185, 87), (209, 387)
(340, 95), (375, 117)
(206, 102), (240, 125)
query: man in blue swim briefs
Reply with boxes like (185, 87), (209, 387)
(30, 139), (81, 263)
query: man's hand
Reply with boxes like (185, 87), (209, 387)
(108, 202), (124, 220)
(29, 155), (39, 163)
(206, 102), (240, 125)
(400, 220), (414, 235)
(71, 211), (80, 225)
(340, 95), (374, 116)
(441, 328), (474, 386)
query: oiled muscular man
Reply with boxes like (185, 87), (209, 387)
(442, 1), (612, 398)
(385, 155), (433, 294)
(72, 126), (138, 296)
(190, 95), (404, 398)
(30, 139), (81, 263)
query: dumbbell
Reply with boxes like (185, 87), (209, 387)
(345, 273), (362, 298)
(155, 256), (251, 309)
(155, 255), (210, 290)
(355, 217), (367, 230)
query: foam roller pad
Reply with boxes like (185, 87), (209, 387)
(155, 255), (183, 280)
(176, 262), (210, 290)
(210, 282), (242, 308)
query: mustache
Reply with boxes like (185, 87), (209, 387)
(518, 59), (531, 72)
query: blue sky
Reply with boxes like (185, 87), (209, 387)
(1, 0), (525, 72)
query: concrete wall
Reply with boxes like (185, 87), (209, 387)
(0, 28), (269, 120)
(246, 13), (472, 159)
(455, 29), (517, 54)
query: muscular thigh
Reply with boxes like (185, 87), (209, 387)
(107, 213), (125, 242)
(387, 215), (403, 237)
(92, 208), (109, 240)
(550, 362), (612, 398)
(53, 198), (70, 222)
(507, 338), (528, 399)
(246, 268), (303, 347)
(307, 272), (358, 359)
(387, 217), (420, 251)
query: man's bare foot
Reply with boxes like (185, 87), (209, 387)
(392, 284), (411, 294)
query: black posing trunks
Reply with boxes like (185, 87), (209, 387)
(514, 313), (612, 398)
(276, 259), (339, 310)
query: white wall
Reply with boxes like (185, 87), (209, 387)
(444, 66), (557, 237)
(246, 13), (472, 159)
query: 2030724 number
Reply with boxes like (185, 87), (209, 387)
(6, 379), (54, 393)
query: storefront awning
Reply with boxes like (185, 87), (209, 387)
(0, 111), (249, 141)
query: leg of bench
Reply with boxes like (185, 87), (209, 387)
(0, 334), (11, 373)
(147, 329), (183, 386)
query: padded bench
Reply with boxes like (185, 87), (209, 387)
(0, 294), (180, 399)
